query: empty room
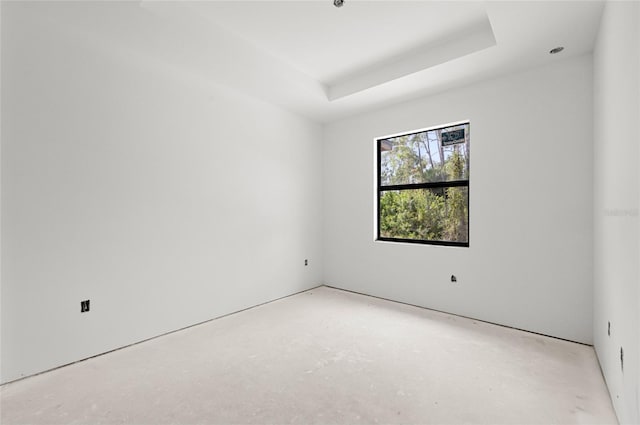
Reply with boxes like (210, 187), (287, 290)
(1, 0), (638, 424)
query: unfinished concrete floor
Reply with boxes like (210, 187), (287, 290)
(1, 286), (617, 424)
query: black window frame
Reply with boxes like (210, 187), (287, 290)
(376, 122), (470, 247)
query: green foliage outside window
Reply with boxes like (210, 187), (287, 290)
(378, 123), (469, 245)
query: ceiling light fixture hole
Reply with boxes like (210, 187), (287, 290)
(334, 0), (344, 8)
(549, 46), (564, 54)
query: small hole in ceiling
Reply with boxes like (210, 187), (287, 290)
(334, 0), (344, 8)
(549, 46), (564, 54)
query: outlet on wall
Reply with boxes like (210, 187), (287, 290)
(81, 300), (90, 313)
(305, 259), (308, 266)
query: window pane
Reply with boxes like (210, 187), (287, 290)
(380, 123), (469, 186)
(379, 186), (468, 243)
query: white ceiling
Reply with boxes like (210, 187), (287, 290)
(190, 1), (492, 84)
(38, 0), (604, 123)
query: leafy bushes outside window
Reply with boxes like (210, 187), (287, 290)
(377, 122), (469, 246)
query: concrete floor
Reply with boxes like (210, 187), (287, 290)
(1, 286), (617, 424)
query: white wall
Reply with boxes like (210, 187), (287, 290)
(0, 0), (3, 388)
(593, 1), (640, 423)
(0, 3), (323, 383)
(324, 55), (594, 344)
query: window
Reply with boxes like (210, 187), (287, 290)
(376, 122), (469, 246)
